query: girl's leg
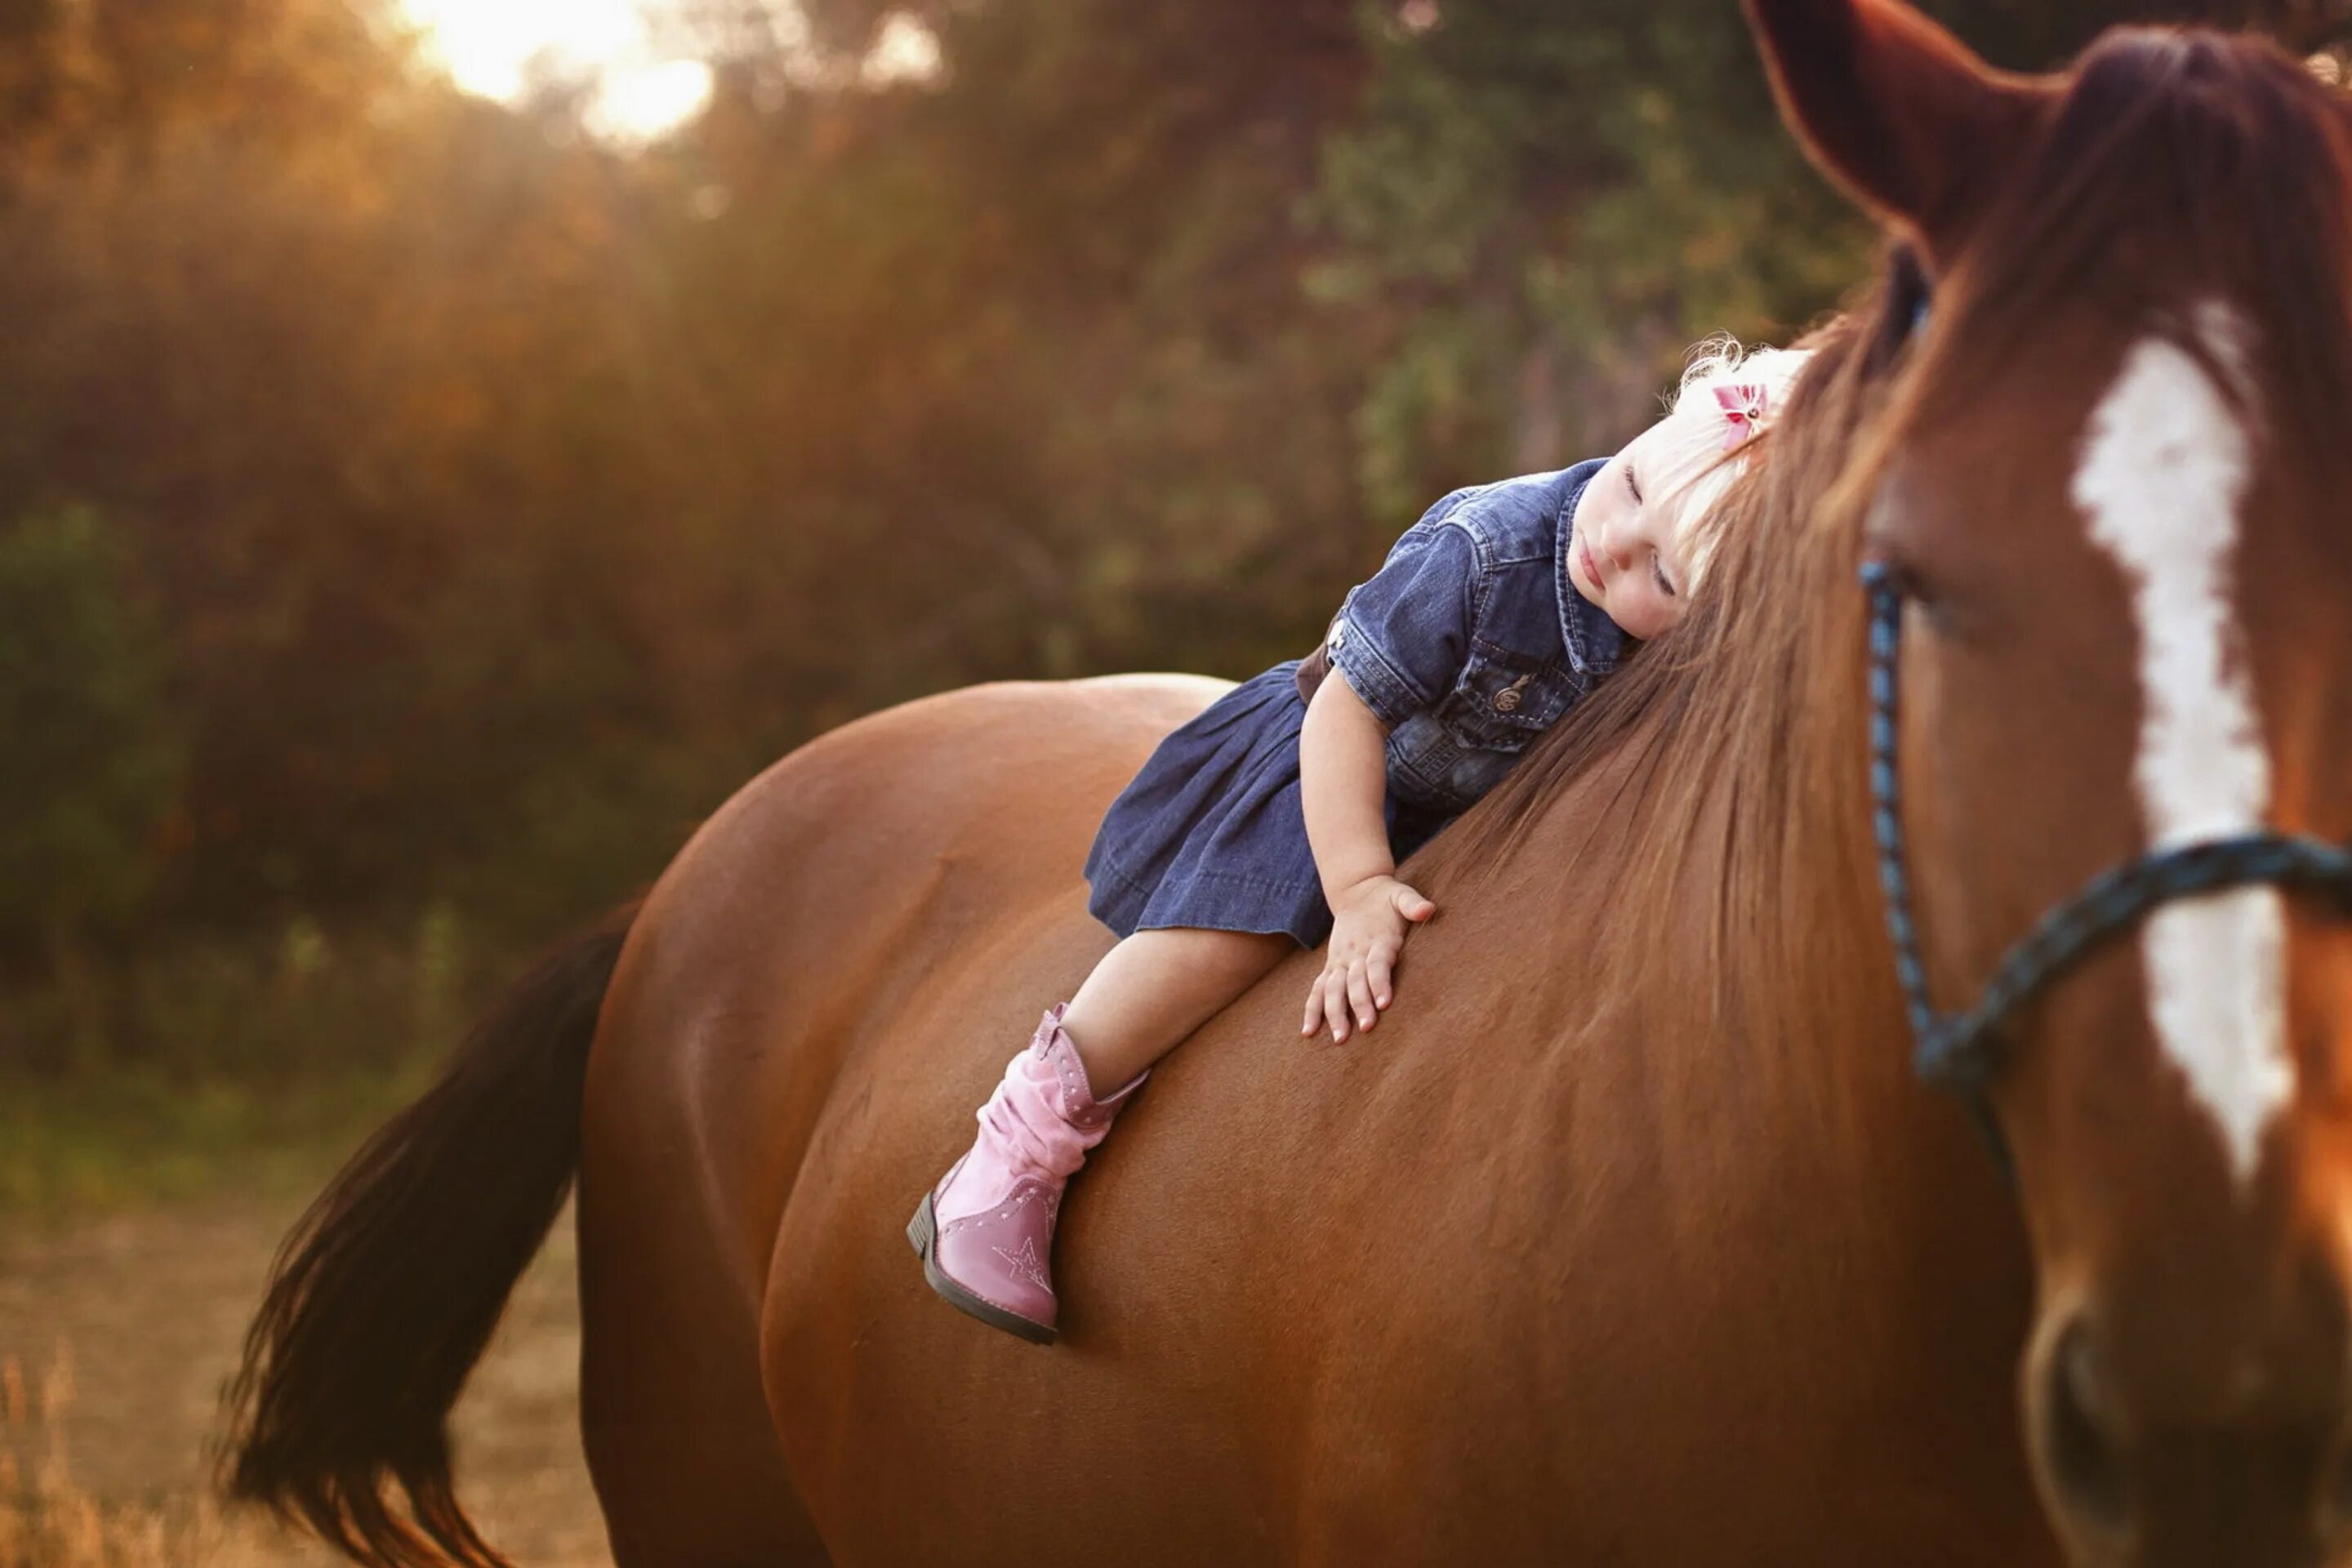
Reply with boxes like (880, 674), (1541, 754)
(1059, 926), (1297, 1097)
(910, 925), (1294, 1343)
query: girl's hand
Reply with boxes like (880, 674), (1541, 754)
(1302, 875), (1437, 1042)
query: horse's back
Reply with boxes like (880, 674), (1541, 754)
(586, 670), (1227, 1277)
(574, 673), (1226, 1564)
(578, 666), (2053, 1566)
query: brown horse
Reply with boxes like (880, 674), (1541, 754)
(226, 2), (2352, 1562)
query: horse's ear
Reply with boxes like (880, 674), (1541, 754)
(1742, 0), (2054, 264)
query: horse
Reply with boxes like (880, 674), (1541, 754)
(224, 1), (2352, 1562)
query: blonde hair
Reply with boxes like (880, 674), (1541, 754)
(1648, 336), (1813, 581)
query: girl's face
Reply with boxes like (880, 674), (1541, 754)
(1565, 415), (1714, 640)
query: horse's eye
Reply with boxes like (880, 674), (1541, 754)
(1887, 245), (1933, 348)
(1861, 552), (1927, 606)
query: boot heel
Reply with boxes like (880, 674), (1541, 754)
(906, 1196), (935, 1260)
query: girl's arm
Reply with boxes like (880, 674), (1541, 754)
(1299, 671), (1438, 1041)
(1299, 669), (1396, 898)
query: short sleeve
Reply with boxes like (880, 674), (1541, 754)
(1323, 518), (1478, 729)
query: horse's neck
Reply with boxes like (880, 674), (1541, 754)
(1441, 676), (2032, 1381)
(1494, 666), (1992, 1213)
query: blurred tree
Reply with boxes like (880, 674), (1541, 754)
(639, 0), (1383, 693)
(1315, 0), (1868, 524)
(0, 0), (399, 173)
(0, 506), (180, 948)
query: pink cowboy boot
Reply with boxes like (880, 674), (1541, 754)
(906, 1004), (1144, 1344)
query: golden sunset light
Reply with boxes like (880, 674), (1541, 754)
(398, 0), (713, 139)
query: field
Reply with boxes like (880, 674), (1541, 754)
(0, 1195), (609, 1566)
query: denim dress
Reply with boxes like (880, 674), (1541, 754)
(1083, 458), (1627, 948)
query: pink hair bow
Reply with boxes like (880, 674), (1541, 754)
(1714, 383), (1771, 451)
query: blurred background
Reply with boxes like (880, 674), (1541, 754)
(0, 0), (2344, 1561)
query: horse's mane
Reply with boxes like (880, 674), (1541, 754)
(1410, 298), (1895, 1040)
(1411, 24), (2352, 1040)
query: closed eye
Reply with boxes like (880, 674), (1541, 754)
(1625, 465), (1642, 505)
(1650, 553), (1677, 598)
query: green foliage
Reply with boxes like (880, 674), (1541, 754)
(0, 507), (179, 944)
(0, 905), (486, 1079)
(0, 1059), (434, 1215)
(1312, 1), (1853, 520)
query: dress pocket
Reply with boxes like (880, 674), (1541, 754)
(1439, 643), (1570, 753)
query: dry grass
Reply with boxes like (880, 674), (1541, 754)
(0, 1200), (610, 1567)
(0, 1343), (247, 1566)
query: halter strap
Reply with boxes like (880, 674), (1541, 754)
(1861, 561), (2352, 1102)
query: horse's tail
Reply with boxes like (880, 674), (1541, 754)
(224, 904), (637, 1568)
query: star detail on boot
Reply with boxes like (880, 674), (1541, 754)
(992, 1236), (1051, 1292)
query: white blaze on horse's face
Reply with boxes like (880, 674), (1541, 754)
(2070, 301), (2290, 1184)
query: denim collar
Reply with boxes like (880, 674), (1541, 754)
(1555, 456), (1629, 680)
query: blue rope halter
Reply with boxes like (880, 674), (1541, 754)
(1861, 560), (2352, 1102)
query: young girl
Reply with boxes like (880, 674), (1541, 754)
(907, 341), (1811, 1344)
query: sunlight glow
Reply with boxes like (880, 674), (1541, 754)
(588, 58), (717, 141)
(399, 0), (714, 141)
(865, 14), (942, 86)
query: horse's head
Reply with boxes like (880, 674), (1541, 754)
(1747, 0), (2352, 1557)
